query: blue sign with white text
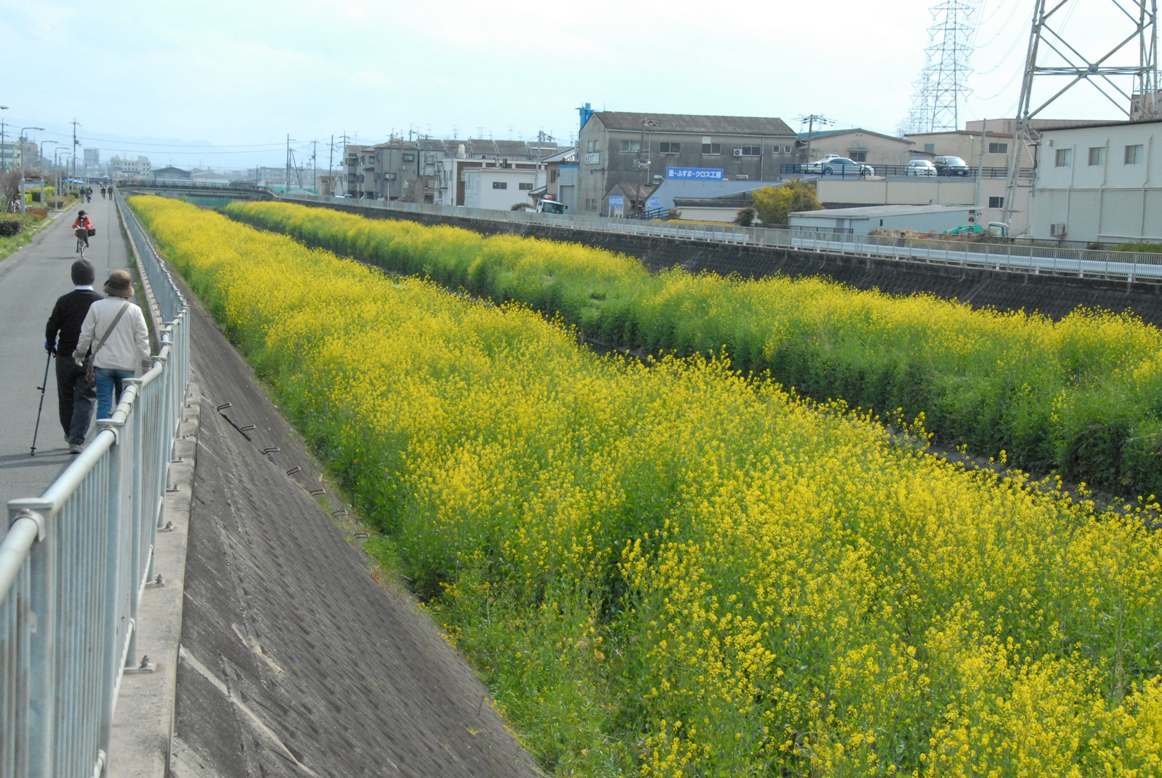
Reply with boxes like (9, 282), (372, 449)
(666, 166), (725, 180)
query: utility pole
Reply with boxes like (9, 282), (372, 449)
(0, 105), (8, 173)
(974, 118), (987, 217)
(311, 139), (318, 193)
(285, 134), (292, 194)
(797, 114), (834, 164)
(70, 119), (80, 177)
(328, 133), (334, 192)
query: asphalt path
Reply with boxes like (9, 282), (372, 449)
(0, 195), (128, 507)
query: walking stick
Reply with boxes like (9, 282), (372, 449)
(30, 351), (52, 457)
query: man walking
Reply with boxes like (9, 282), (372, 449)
(45, 259), (101, 454)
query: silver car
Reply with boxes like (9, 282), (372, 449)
(821, 157), (874, 176)
(906, 159), (937, 177)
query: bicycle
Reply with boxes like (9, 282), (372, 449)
(75, 227), (88, 258)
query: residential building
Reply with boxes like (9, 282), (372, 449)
(0, 140), (38, 170)
(84, 148), (100, 170)
(799, 128), (915, 166)
(344, 137), (562, 204)
(577, 110), (797, 215)
(533, 147), (578, 212)
(789, 204), (975, 238)
(1030, 119), (1162, 243)
(463, 166), (541, 210)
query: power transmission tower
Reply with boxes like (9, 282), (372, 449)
(903, 0), (978, 133)
(1003, 0), (1160, 227)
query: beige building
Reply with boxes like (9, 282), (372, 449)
(904, 129), (1026, 170)
(799, 128), (916, 166)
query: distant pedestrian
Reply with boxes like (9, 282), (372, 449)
(45, 259), (102, 453)
(74, 270), (150, 420)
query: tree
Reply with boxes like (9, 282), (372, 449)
(734, 207), (756, 226)
(750, 180), (821, 227)
(0, 171), (20, 212)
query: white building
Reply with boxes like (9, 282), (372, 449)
(463, 166), (542, 210)
(1031, 119), (1162, 243)
(789, 204), (975, 238)
(110, 155), (152, 179)
(813, 176), (1028, 234)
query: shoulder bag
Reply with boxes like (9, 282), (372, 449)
(84, 302), (131, 385)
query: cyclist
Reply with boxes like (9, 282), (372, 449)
(72, 210), (94, 257)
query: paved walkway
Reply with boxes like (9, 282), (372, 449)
(0, 196), (130, 506)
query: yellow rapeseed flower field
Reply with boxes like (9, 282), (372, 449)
(135, 195), (1162, 777)
(225, 200), (1162, 500)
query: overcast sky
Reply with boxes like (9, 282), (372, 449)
(0, 0), (1150, 169)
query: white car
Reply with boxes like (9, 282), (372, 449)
(799, 154), (841, 174)
(905, 159), (937, 177)
(819, 157), (874, 177)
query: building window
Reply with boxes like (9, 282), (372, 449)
(586, 139), (599, 153)
(988, 196), (1004, 208)
(584, 197), (598, 210)
(848, 150), (867, 162)
(492, 181), (508, 189)
(550, 169), (558, 182)
(518, 182), (533, 190)
(924, 143), (936, 153)
(620, 139), (642, 153)
(659, 142), (680, 154)
(1125, 144), (1143, 164)
(987, 142), (1008, 154)
(1088, 146), (1105, 166)
(701, 142), (722, 155)
(402, 152), (416, 162)
(1055, 148), (1072, 167)
(736, 145), (761, 157)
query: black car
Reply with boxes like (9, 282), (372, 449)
(934, 155), (970, 176)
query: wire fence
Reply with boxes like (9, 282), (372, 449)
(0, 194), (189, 778)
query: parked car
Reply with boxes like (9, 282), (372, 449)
(934, 155), (970, 176)
(820, 157), (874, 177)
(905, 159), (937, 177)
(799, 154), (841, 174)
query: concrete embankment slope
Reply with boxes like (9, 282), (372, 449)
(291, 199), (1162, 327)
(171, 278), (539, 776)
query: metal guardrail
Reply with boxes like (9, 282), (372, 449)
(0, 194), (189, 778)
(286, 194), (1162, 283)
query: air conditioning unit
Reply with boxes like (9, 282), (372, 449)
(734, 174), (749, 180)
(732, 148), (744, 157)
(1049, 223), (1068, 237)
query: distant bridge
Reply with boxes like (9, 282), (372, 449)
(119, 180), (276, 201)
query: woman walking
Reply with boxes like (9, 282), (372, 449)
(74, 270), (151, 420)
